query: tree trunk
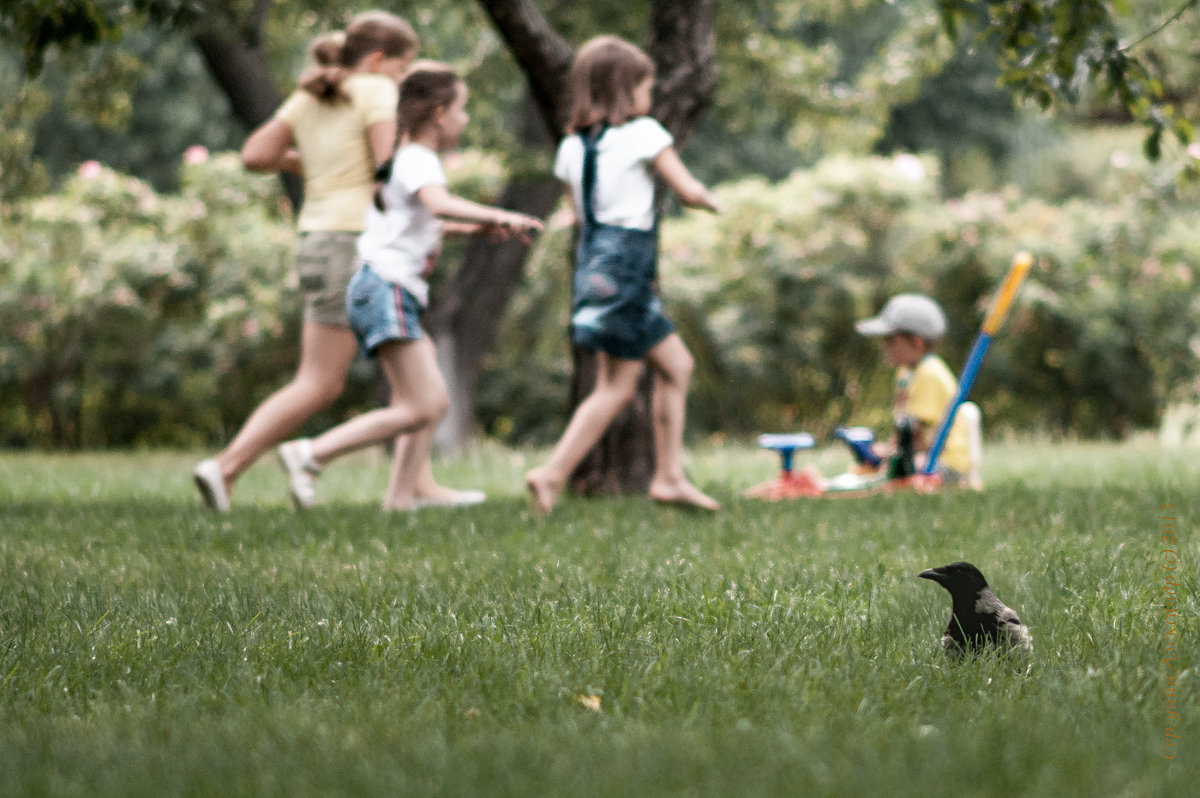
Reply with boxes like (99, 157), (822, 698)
(419, 2), (575, 453)
(189, 1), (303, 208)
(424, 171), (563, 452)
(648, 0), (719, 147)
(475, 0), (575, 134)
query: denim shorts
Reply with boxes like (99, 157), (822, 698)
(345, 264), (425, 356)
(571, 224), (673, 360)
(295, 231), (360, 328)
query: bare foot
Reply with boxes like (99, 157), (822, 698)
(649, 479), (721, 512)
(524, 468), (562, 516)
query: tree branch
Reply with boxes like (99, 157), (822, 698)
(474, 0), (575, 136)
(1122, 0), (1200, 52)
(189, 8), (300, 208)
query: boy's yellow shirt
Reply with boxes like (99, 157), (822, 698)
(898, 354), (970, 474)
(275, 73), (399, 233)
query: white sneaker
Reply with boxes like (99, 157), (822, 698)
(412, 489), (487, 510)
(193, 458), (230, 512)
(278, 439), (320, 510)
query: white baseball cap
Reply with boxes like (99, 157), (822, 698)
(855, 293), (946, 340)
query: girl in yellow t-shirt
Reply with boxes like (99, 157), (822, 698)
(194, 12), (431, 511)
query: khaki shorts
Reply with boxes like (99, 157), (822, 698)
(295, 231), (360, 328)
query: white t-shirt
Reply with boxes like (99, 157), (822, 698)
(554, 117), (673, 231)
(356, 143), (446, 307)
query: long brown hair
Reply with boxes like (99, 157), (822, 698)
(566, 36), (654, 133)
(398, 63), (462, 139)
(299, 11), (418, 101)
(373, 63), (462, 211)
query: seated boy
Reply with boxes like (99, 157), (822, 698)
(854, 293), (976, 486)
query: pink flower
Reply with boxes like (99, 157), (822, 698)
(77, 160), (103, 179)
(183, 145), (210, 165)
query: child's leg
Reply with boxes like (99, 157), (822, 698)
(393, 426), (487, 507)
(307, 337), (449, 470)
(211, 321), (357, 491)
(644, 334), (719, 510)
(396, 429), (440, 497)
(525, 353), (645, 514)
(378, 339), (449, 511)
(382, 422), (438, 512)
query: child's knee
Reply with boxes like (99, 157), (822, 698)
(387, 386), (449, 429)
(428, 388), (451, 421)
(415, 387), (450, 426)
(677, 350), (695, 381)
(659, 349), (694, 387)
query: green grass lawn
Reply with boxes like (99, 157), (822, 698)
(0, 439), (1195, 797)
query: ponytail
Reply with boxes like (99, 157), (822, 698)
(372, 158), (393, 212)
(297, 11), (418, 103)
(373, 63), (460, 213)
(299, 31), (349, 100)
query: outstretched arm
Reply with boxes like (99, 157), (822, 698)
(653, 146), (720, 213)
(417, 184), (544, 243)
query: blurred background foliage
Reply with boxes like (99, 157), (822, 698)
(3, 0), (1200, 448)
(485, 141), (1200, 445)
(5, 138), (1199, 448)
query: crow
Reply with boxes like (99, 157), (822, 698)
(918, 561), (1033, 658)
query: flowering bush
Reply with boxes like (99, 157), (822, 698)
(4, 148), (1199, 447)
(483, 151), (1200, 443)
(0, 154), (302, 447)
(658, 153), (1200, 438)
(0, 149), (532, 448)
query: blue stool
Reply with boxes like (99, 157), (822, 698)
(746, 433), (822, 499)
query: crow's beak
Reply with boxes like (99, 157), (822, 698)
(918, 568), (943, 583)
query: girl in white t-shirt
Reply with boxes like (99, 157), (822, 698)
(277, 64), (542, 512)
(525, 36), (722, 514)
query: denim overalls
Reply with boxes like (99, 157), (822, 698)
(570, 126), (674, 360)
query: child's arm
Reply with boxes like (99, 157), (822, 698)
(653, 147), (720, 213)
(417, 184), (544, 242)
(366, 120), (398, 167)
(441, 221), (517, 238)
(442, 221), (486, 236)
(242, 119), (303, 175)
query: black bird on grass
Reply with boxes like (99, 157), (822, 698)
(918, 561), (1033, 658)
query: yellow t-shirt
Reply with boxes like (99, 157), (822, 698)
(275, 73), (398, 232)
(896, 354), (970, 474)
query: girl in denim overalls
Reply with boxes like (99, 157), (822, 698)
(525, 36), (722, 515)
